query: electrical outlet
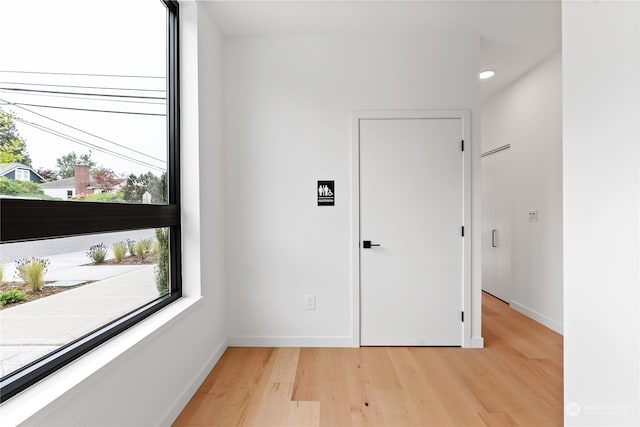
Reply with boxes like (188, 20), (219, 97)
(305, 295), (316, 310)
(528, 210), (538, 222)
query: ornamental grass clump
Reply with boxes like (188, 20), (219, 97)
(141, 239), (152, 253)
(112, 242), (127, 262)
(134, 241), (146, 258)
(15, 257), (50, 292)
(87, 243), (107, 264)
(126, 239), (136, 256)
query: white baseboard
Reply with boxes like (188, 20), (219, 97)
(158, 338), (228, 426)
(228, 336), (353, 347)
(509, 300), (563, 335)
(471, 336), (485, 348)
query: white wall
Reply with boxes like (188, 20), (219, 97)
(224, 34), (483, 347)
(41, 188), (73, 200)
(3, 3), (228, 425)
(481, 51), (563, 333)
(563, 1), (639, 425)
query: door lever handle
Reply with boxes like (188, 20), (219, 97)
(363, 240), (381, 249)
(491, 230), (497, 248)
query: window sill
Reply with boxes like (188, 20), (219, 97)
(0, 296), (202, 426)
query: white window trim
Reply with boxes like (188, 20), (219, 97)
(15, 168), (30, 181)
(0, 296), (202, 426)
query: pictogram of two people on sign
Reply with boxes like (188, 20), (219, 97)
(318, 185), (333, 197)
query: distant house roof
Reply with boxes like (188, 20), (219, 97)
(0, 162), (45, 181)
(39, 176), (75, 189)
(39, 175), (101, 189)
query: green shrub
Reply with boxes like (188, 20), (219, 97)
(0, 177), (54, 199)
(15, 257), (50, 292)
(134, 241), (146, 258)
(0, 288), (27, 307)
(86, 243), (107, 264)
(154, 228), (169, 295)
(0, 263), (3, 284)
(112, 242), (127, 262)
(126, 239), (136, 256)
(151, 240), (160, 255)
(73, 191), (125, 202)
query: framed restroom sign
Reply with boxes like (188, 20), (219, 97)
(317, 180), (335, 206)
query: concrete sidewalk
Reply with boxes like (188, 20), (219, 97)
(0, 264), (160, 377)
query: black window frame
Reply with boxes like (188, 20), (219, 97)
(0, 0), (181, 402)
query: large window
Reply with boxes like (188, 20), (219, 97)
(0, 0), (180, 401)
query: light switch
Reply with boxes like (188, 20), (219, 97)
(306, 295), (316, 310)
(528, 210), (538, 222)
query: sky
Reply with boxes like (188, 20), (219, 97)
(0, 0), (168, 177)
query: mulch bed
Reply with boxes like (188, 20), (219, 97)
(0, 281), (91, 310)
(98, 254), (157, 265)
(1, 255), (157, 310)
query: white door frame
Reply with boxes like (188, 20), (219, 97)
(350, 110), (472, 348)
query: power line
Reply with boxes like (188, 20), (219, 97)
(0, 88), (166, 106)
(0, 87), (166, 100)
(0, 101), (166, 117)
(0, 98), (166, 164)
(15, 117), (165, 171)
(0, 70), (165, 79)
(13, 116), (166, 172)
(0, 81), (165, 93)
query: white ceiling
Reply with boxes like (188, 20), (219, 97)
(202, 1), (561, 100)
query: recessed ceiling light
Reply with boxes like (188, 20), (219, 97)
(479, 70), (496, 80)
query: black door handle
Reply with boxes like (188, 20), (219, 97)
(363, 240), (381, 249)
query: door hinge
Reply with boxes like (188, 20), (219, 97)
(461, 226), (464, 237)
(461, 311), (464, 322)
(461, 140), (464, 151)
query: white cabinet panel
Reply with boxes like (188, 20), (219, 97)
(482, 148), (511, 302)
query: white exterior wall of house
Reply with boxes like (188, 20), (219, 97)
(41, 188), (74, 200)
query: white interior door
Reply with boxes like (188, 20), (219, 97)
(481, 148), (511, 302)
(360, 118), (463, 346)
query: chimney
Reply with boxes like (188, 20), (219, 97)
(74, 163), (90, 196)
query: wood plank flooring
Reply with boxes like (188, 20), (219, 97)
(174, 293), (563, 426)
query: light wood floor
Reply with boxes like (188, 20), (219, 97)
(174, 293), (563, 426)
